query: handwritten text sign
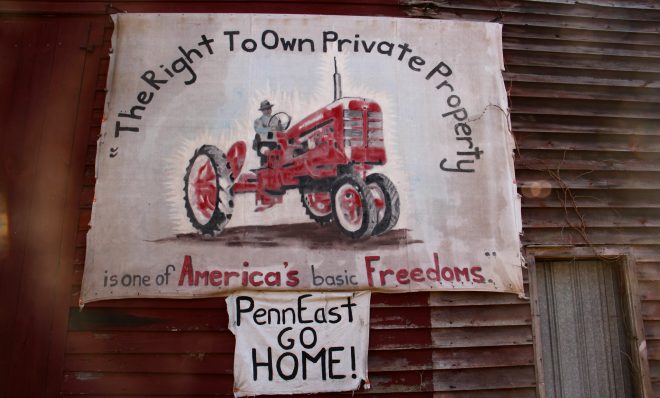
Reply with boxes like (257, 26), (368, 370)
(227, 292), (370, 396)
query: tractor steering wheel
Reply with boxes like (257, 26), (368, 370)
(270, 112), (292, 131)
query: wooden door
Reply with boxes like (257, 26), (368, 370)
(536, 260), (634, 398)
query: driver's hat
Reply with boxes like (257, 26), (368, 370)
(258, 100), (274, 111)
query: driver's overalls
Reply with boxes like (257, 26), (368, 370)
(253, 114), (283, 166)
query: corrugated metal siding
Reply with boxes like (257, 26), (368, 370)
(1, 0), (658, 396)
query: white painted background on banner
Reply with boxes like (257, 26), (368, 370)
(82, 14), (522, 303)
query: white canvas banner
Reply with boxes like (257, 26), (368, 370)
(82, 13), (523, 303)
(227, 291), (370, 396)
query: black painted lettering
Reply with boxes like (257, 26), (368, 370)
(277, 327), (295, 349)
(338, 38), (352, 52)
(440, 158), (475, 173)
(397, 42), (412, 60)
(137, 91), (154, 105)
(262, 30), (279, 49)
(171, 57), (197, 85)
(298, 294), (313, 323)
(241, 38), (257, 52)
(198, 34), (215, 54)
(236, 296), (254, 326)
(408, 55), (425, 71)
(298, 38), (314, 52)
(328, 347), (345, 379)
(425, 61), (452, 79)
(276, 352), (298, 380)
(252, 347), (273, 381)
(377, 41), (394, 56)
(141, 70), (167, 90)
(302, 349), (326, 380)
(322, 31), (338, 52)
(178, 45), (202, 63)
(224, 31), (240, 51)
(114, 120), (139, 137)
(340, 296), (356, 322)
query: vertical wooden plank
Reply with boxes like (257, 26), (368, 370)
(543, 261), (585, 398)
(45, 15), (107, 397)
(0, 17), (60, 393)
(526, 255), (546, 398)
(585, 261), (630, 396)
(0, 19), (24, 386)
(621, 254), (655, 398)
(0, 16), (91, 397)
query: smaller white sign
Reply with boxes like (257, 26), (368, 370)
(227, 291), (371, 396)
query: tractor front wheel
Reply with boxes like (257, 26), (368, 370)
(183, 145), (234, 236)
(300, 190), (333, 225)
(331, 174), (377, 239)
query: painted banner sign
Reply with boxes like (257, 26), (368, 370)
(82, 13), (523, 303)
(227, 292), (370, 396)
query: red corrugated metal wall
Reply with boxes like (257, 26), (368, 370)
(0, 0), (658, 397)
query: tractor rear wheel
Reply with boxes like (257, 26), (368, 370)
(366, 173), (400, 235)
(183, 145), (234, 236)
(300, 190), (333, 225)
(331, 174), (377, 239)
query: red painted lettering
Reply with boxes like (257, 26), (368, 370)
(265, 272), (281, 286)
(210, 270), (222, 286)
(453, 267), (469, 282)
(379, 269), (394, 286)
(395, 268), (410, 284)
(194, 270), (210, 285)
(410, 267), (424, 282)
(178, 255), (193, 285)
(249, 271), (264, 286)
(364, 256), (380, 287)
(470, 266), (485, 283)
(286, 270), (300, 287)
(427, 253), (441, 282)
(441, 267), (454, 282)
(224, 271), (240, 286)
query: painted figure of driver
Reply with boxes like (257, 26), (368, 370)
(253, 100), (283, 165)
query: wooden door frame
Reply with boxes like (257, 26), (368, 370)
(525, 247), (653, 398)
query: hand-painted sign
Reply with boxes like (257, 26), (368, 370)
(227, 292), (370, 396)
(82, 14), (523, 303)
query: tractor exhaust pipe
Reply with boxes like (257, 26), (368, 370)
(333, 57), (342, 101)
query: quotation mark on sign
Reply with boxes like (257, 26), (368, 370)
(109, 147), (118, 158)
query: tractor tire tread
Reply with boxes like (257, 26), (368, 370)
(183, 144), (234, 237)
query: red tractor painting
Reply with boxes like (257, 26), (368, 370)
(183, 61), (400, 239)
